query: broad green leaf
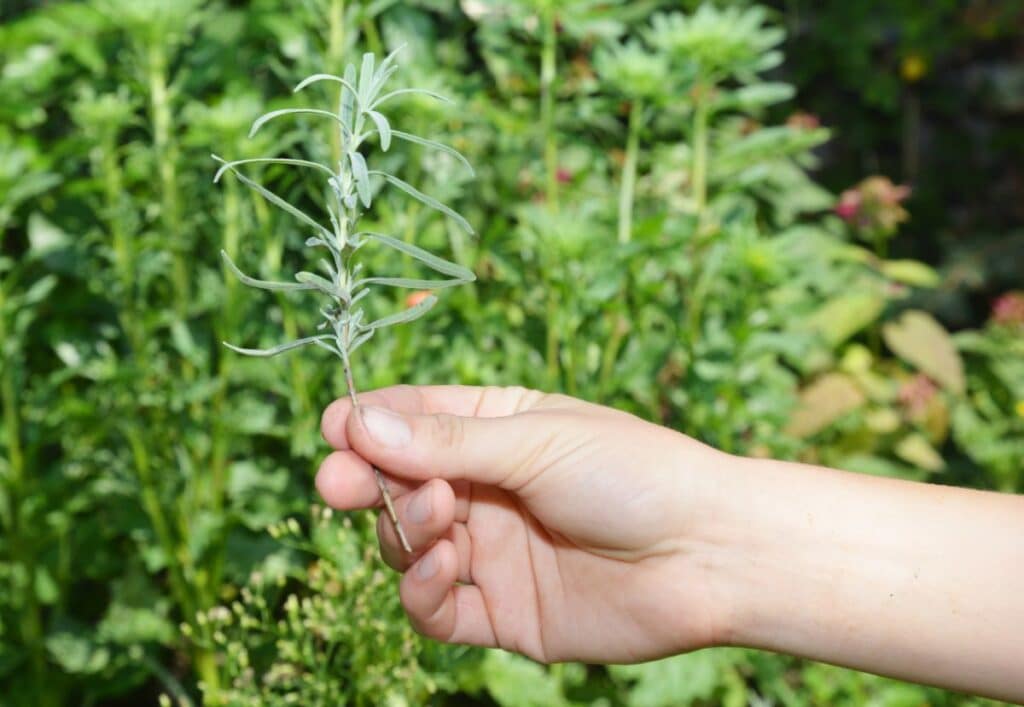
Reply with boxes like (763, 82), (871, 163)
(390, 130), (474, 175)
(27, 212), (70, 256)
(610, 651), (722, 707)
(212, 158), (332, 240)
(359, 231), (475, 280)
(221, 250), (314, 292)
(363, 294), (437, 331)
(785, 372), (866, 438)
(223, 335), (334, 358)
(883, 310), (965, 393)
(369, 171), (474, 234)
(365, 110), (392, 150)
(248, 108), (349, 138)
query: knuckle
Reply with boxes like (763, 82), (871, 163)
(432, 413), (466, 450)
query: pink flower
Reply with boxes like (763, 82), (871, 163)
(405, 291), (432, 309)
(556, 167), (572, 184)
(992, 291), (1024, 326)
(835, 189), (861, 222)
(899, 374), (938, 417)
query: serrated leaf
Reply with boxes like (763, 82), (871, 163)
(223, 335), (333, 358)
(221, 250), (314, 292)
(883, 310), (965, 393)
(369, 171), (474, 234)
(359, 231), (475, 280)
(390, 130), (474, 175)
(363, 294), (437, 331)
(785, 372), (866, 438)
(349, 151), (372, 208)
(212, 158), (332, 240)
(365, 110), (391, 150)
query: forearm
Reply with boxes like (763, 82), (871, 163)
(703, 455), (1024, 701)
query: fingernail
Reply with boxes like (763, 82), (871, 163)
(360, 406), (412, 448)
(408, 487), (432, 524)
(416, 548), (438, 580)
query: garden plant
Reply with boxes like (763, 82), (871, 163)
(0, 0), (1021, 705)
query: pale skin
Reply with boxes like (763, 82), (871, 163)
(315, 385), (1024, 703)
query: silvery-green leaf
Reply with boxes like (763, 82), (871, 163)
(358, 52), (375, 103)
(369, 171), (474, 234)
(313, 338), (342, 356)
(212, 156), (335, 182)
(364, 294), (438, 331)
(349, 151), (372, 208)
(221, 250), (314, 292)
(354, 276), (466, 290)
(390, 130), (474, 176)
(344, 194), (358, 210)
(212, 158), (332, 240)
(305, 237), (326, 248)
(369, 45), (404, 98)
(223, 335), (333, 358)
(295, 271), (338, 296)
(371, 88), (452, 110)
(293, 73), (361, 102)
(348, 329), (375, 353)
(248, 108), (349, 138)
(341, 64), (357, 130)
(365, 110), (392, 150)
(359, 231), (476, 280)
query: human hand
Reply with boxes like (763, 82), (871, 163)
(316, 385), (730, 663)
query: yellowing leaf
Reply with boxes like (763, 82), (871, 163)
(895, 433), (945, 472)
(882, 310), (965, 394)
(880, 259), (940, 288)
(806, 293), (885, 346)
(786, 372), (866, 438)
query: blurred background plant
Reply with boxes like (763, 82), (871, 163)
(1, 0), (1021, 705)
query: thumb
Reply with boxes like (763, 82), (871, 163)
(346, 404), (549, 489)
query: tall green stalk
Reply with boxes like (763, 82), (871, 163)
(540, 7), (559, 212)
(618, 99), (642, 244)
(691, 87), (710, 219)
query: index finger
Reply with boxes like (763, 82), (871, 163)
(320, 384), (544, 450)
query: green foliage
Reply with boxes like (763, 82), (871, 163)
(0, 1), (1019, 705)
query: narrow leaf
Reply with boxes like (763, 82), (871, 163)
(341, 64), (357, 130)
(364, 294), (438, 331)
(366, 110), (392, 150)
(223, 335), (333, 358)
(212, 156), (336, 182)
(349, 151), (372, 208)
(354, 276), (466, 290)
(358, 231), (475, 280)
(369, 171), (474, 234)
(293, 73), (361, 102)
(295, 271), (339, 296)
(212, 158), (332, 240)
(358, 52), (375, 103)
(348, 329), (375, 353)
(371, 88), (452, 110)
(249, 108), (349, 138)
(221, 250), (314, 292)
(390, 130), (474, 175)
